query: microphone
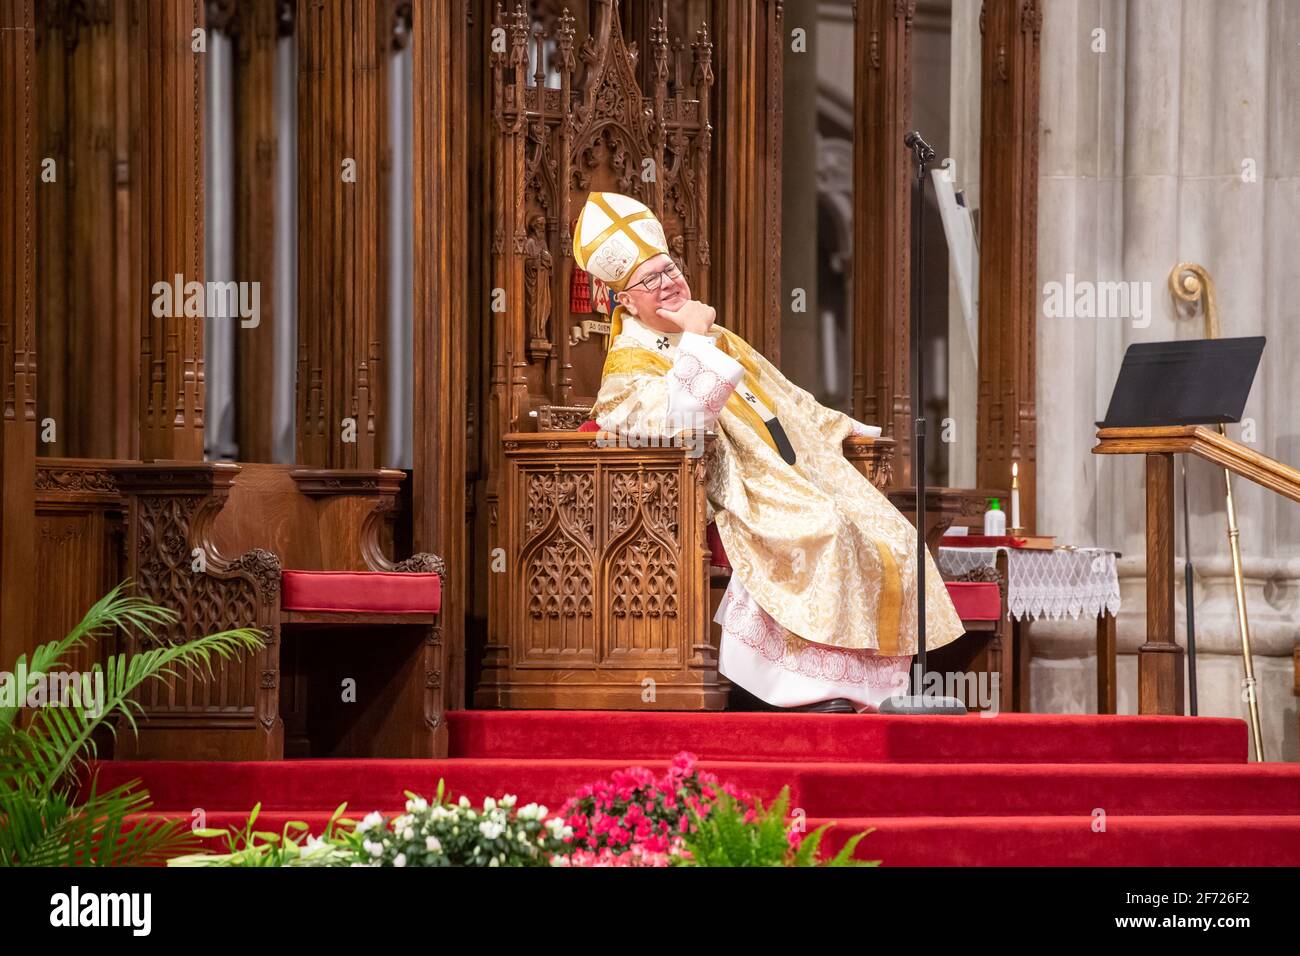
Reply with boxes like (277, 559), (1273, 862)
(904, 130), (936, 163)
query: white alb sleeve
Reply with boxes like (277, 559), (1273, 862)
(848, 418), (882, 438)
(666, 331), (746, 429)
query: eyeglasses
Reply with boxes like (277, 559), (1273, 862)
(624, 260), (682, 294)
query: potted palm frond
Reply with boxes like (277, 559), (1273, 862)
(0, 582), (264, 867)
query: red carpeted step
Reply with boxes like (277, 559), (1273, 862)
(788, 761), (1300, 817)
(93, 758), (799, 813)
(97, 709), (1299, 866)
(97, 757), (1300, 819)
(143, 810), (1300, 866)
(810, 815), (1300, 866)
(446, 710), (1248, 764)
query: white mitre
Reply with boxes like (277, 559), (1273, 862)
(572, 191), (669, 292)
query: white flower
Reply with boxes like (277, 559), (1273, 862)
(403, 827), (415, 841)
(355, 811), (385, 834)
(458, 796), (470, 808)
(393, 853), (406, 868)
(425, 836), (442, 853)
(501, 794), (517, 807)
(304, 834), (325, 851)
(406, 796), (428, 813)
(483, 797), (497, 812)
(478, 820), (503, 840)
(364, 840), (384, 859)
(489, 856), (500, 867)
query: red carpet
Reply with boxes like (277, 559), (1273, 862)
(96, 711), (1300, 866)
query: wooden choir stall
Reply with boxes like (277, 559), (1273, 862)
(3, 0), (1054, 762)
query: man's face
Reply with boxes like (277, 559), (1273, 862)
(617, 254), (690, 328)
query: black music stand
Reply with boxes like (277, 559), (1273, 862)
(1098, 336), (1265, 715)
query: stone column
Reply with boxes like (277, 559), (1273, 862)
(1033, 0), (1300, 758)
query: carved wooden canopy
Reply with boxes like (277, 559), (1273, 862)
(490, 0), (713, 431)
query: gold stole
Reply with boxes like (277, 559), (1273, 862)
(599, 324), (782, 457)
(600, 322), (905, 655)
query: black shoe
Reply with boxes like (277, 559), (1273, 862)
(786, 698), (856, 714)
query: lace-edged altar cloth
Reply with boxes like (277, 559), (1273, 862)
(936, 545), (1121, 623)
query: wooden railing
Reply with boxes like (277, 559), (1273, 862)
(1092, 425), (1300, 715)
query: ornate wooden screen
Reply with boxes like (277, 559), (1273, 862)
(478, 0), (718, 708)
(487, 0), (713, 427)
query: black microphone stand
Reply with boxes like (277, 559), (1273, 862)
(880, 131), (966, 715)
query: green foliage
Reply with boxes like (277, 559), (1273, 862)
(169, 802), (357, 867)
(676, 787), (880, 867)
(0, 582), (265, 866)
(172, 782), (574, 867)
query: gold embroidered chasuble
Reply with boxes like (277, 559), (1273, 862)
(590, 317), (965, 656)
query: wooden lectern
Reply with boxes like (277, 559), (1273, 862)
(1092, 425), (1300, 717)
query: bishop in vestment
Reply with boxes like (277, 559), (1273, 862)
(575, 192), (965, 713)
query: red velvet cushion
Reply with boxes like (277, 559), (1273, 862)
(281, 570), (442, 614)
(578, 419), (600, 432)
(707, 521), (731, 570)
(944, 581), (1001, 621)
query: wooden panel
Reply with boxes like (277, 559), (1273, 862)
(855, 0), (915, 486)
(112, 462), (282, 760)
(1, 0), (39, 669)
(1140, 452), (1184, 715)
(480, 431), (721, 710)
(516, 467), (597, 663)
(411, 0), (470, 712)
(603, 468), (682, 665)
(207, 463), (324, 570)
(232, 0), (284, 463)
(131, 0), (207, 461)
(295, 0), (384, 469)
(34, 460), (128, 673)
(710, 0), (779, 356)
(280, 622), (432, 757)
(1096, 610), (1117, 715)
(483, 432), (894, 709)
(35, 0), (135, 461)
(976, 0), (1040, 531)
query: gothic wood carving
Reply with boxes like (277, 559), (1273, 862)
(977, 0), (1040, 532)
(854, 0), (915, 488)
(411, 0), (470, 709)
(1, 0), (39, 669)
(34, 460), (128, 671)
(295, 0), (384, 469)
(479, 430), (724, 710)
(111, 462), (283, 760)
(131, 0), (207, 461)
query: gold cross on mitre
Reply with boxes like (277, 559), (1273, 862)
(572, 191), (670, 349)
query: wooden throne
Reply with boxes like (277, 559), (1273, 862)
(475, 1), (716, 709)
(474, 0), (894, 710)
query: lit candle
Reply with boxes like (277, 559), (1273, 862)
(1011, 462), (1021, 531)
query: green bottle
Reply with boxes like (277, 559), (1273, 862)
(984, 497), (1006, 536)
